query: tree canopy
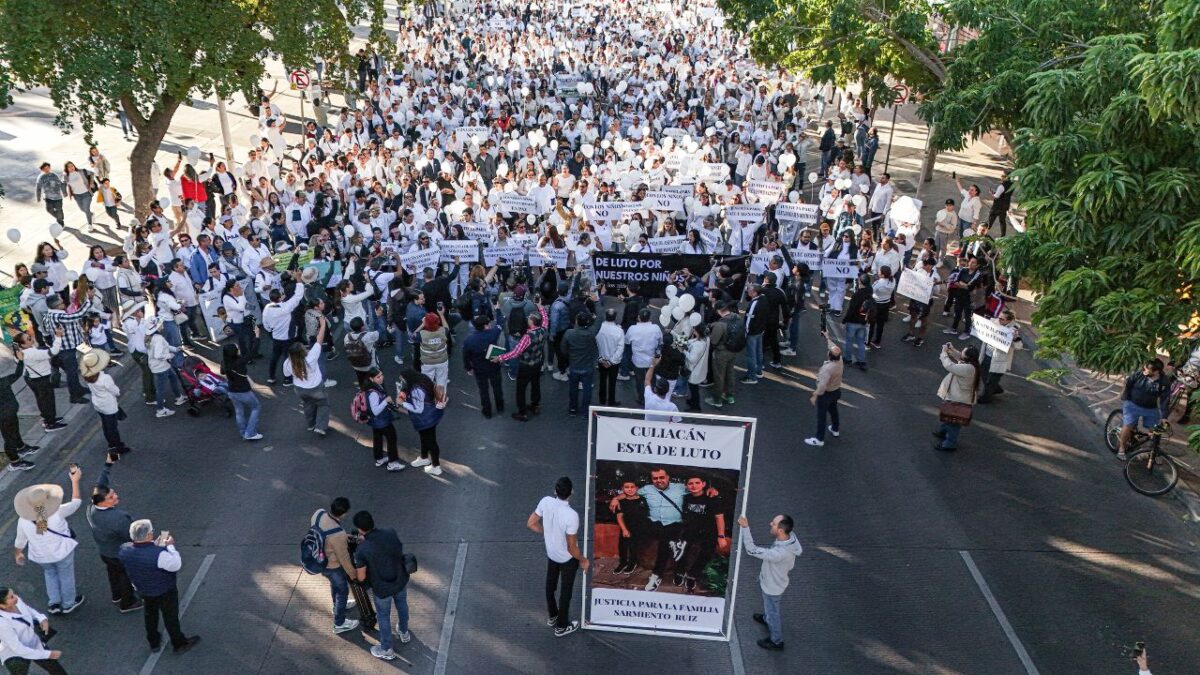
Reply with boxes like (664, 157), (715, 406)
(0, 0), (390, 218)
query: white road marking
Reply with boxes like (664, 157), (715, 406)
(139, 553), (216, 675)
(959, 550), (1040, 675)
(729, 624), (746, 675)
(433, 542), (469, 675)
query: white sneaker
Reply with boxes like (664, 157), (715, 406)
(827, 426), (840, 437)
(312, 428), (326, 436)
(901, 315), (911, 323)
(804, 437), (824, 447)
(410, 457), (431, 467)
(552, 372), (569, 381)
(645, 573), (662, 591)
(780, 348), (797, 356)
(375, 457), (389, 467)
(616, 374), (630, 381)
(346, 597), (356, 610)
(395, 629), (412, 643)
(244, 433), (263, 441)
(156, 408), (175, 418)
(424, 465), (443, 476)
(370, 645), (396, 660)
(394, 356), (404, 365)
(324, 379), (338, 388)
(174, 395), (189, 406)
(333, 619), (359, 634)
(387, 461), (406, 472)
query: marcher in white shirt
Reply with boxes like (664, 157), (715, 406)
(260, 278), (305, 384)
(0, 589), (64, 669)
(80, 349), (133, 454)
(595, 309), (625, 406)
(13, 467), (85, 614)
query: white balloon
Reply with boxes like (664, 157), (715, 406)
(497, 162), (509, 177)
(274, 179), (286, 191)
(541, 159), (549, 169)
(658, 311), (672, 328)
(250, 134), (261, 146)
(678, 293), (695, 312)
(66, 271), (79, 282)
(49, 224), (63, 238)
(343, 225), (356, 239)
(789, 191), (800, 203)
(186, 146), (201, 163)
(267, 164), (280, 179)
(526, 215), (536, 225)
(671, 306), (685, 321)
(5, 229), (19, 244)
(581, 143), (594, 159)
(665, 284), (678, 298)
(157, 196), (170, 209)
(808, 171), (819, 184)
(233, 166), (244, 178)
(550, 139), (558, 151)
(688, 312), (702, 327)
(860, 184), (870, 194)
(510, 130), (519, 139)
(384, 139), (396, 150)
(507, 139), (520, 153)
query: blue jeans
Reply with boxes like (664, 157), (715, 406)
(843, 323), (867, 364)
(745, 334), (764, 378)
(391, 326), (407, 362)
(762, 591), (783, 645)
(958, 217), (971, 237)
(228, 390), (260, 438)
(788, 312), (803, 352)
(568, 368), (594, 413)
(153, 369), (182, 409)
(937, 420), (962, 448)
(322, 568), (349, 626)
(39, 554), (77, 608)
(374, 587), (410, 650)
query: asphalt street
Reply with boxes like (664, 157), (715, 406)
(0, 296), (1195, 675)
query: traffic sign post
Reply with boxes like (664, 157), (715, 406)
(289, 69), (310, 91)
(883, 84), (910, 175)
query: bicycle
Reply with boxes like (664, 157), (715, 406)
(1117, 421), (1180, 496)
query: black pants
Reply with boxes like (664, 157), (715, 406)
(25, 375), (57, 425)
(816, 390), (841, 440)
(952, 301), (974, 333)
(516, 363), (541, 414)
(4, 657), (67, 675)
(98, 412), (128, 452)
(143, 586), (187, 649)
(551, 332), (567, 373)
(372, 424), (399, 462)
(685, 382), (702, 411)
(987, 208), (1008, 236)
(646, 521), (683, 576)
(683, 533), (717, 579)
(44, 198), (64, 226)
(618, 527), (644, 566)
(632, 366), (648, 404)
(764, 323), (782, 363)
(0, 408), (24, 462)
(474, 370), (504, 414)
(268, 338), (292, 381)
(545, 557), (580, 629)
(55, 349), (88, 400)
(101, 554), (137, 608)
(868, 316), (887, 344)
(978, 360), (1005, 402)
(131, 351), (155, 403)
(597, 363), (619, 405)
(418, 425), (441, 466)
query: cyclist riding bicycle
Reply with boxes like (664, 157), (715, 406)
(1118, 358), (1172, 461)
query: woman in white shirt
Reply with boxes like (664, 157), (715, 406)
(62, 162), (95, 229)
(283, 315), (331, 435)
(955, 177), (982, 236)
(868, 265), (896, 349)
(13, 468), (84, 614)
(79, 350), (131, 454)
(146, 318), (186, 417)
(81, 245), (118, 315)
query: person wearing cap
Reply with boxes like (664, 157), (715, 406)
(145, 317), (186, 417)
(13, 466), (85, 614)
(12, 330), (66, 433)
(118, 519), (201, 655)
(0, 586), (66, 673)
(79, 349), (132, 455)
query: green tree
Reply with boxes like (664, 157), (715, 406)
(1001, 0), (1200, 439)
(0, 0), (390, 220)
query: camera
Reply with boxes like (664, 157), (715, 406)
(1120, 641), (1146, 660)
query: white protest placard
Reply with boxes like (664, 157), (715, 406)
(438, 239), (480, 263)
(509, 233), (537, 249)
(896, 269), (935, 304)
(643, 191), (684, 213)
(659, 185), (693, 202)
(791, 247), (823, 272)
(648, 235), (685, 254)
(585, 202), (633, 223)
(820, 258), (859, 280)
(745, 180), (785, 204)
(457, 126), (490, 142)
(499, 193), (537, 214)
(971, 315), (1015, 353)
(592, 222), (613, 249)
(462, 223), (495, 243)
(775, 202), (820, 226)
(750, 253), (784, 275)
(661, 127), (688, 141)
(399, 247), (441, 274)
(700, 163), (731, 181)
(484, 243), (526, 266)
(690, 225), (721, 249)
(725, 204), (765, 226)
(528, 247), (569, 269)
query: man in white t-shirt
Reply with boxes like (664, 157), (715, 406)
(527, 477), (588, 637)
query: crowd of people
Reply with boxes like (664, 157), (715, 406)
(0, 0), (1041, 667)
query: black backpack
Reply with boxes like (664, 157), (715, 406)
(722, 315), (747, 352)
(507, 302), (528, 336)
(345, 333), (372, 368)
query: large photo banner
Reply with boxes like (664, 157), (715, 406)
(583, 409), (757, 640)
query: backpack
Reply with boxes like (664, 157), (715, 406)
(721, 315), (747, 352)
(345, 332), (372, 368)
(300, 510), (343, 575)
(507, 302), (528, 336)
(350, 390), (372, 424)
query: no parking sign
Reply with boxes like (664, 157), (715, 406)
(289, 69), (310, 90)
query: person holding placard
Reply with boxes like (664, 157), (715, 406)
(901, 258), (942, 348)
(977, 309), (1022, 404)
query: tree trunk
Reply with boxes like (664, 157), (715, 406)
(124, 96), (182, 223)
(921, 144), (939, 183)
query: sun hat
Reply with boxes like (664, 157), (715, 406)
(13, 483), (64, 525)
(78, 349), (110, 379)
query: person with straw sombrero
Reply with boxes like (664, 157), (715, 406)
(79, 349), (131, 455)
(13, 467), (86, 615)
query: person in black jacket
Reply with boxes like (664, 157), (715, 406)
(0, 357), (38, 471)
(1117, 359), (1173, 460)
(618, 283), (648, 380)
(760, 274), (790, 368)
(742, 285), (767, 384)
(841, 274), (873, 370)
(87, 452), (142, 612)
(463, 315), (505, 418)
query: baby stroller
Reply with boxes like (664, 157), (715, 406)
(178, 356), (234, 418)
